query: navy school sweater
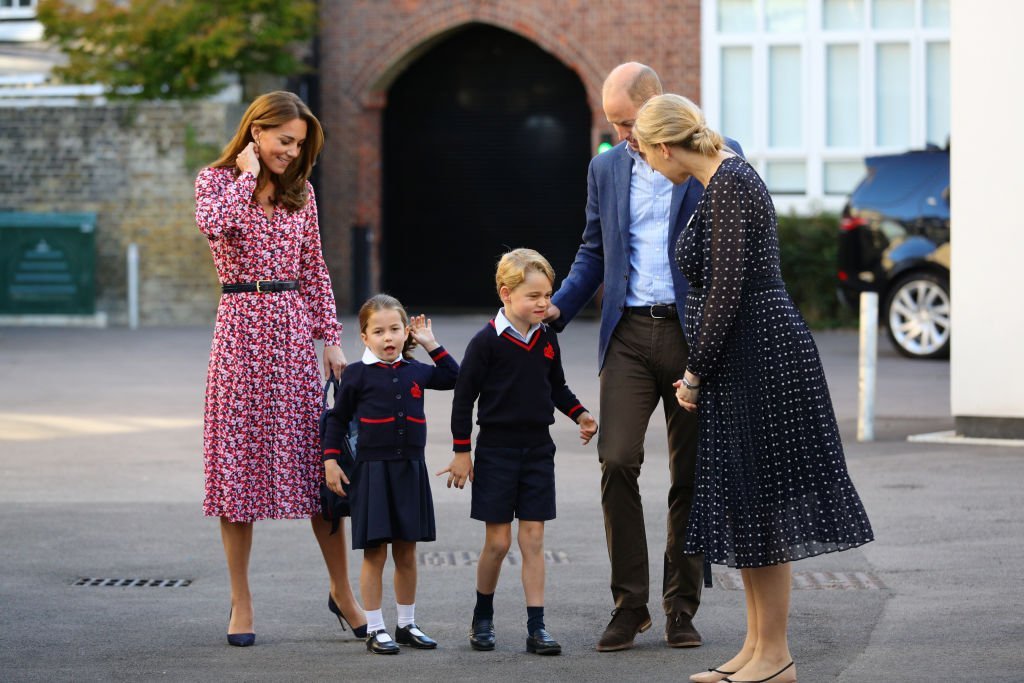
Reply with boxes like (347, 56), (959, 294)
(451, 321), (587, 451)
(322, 346), (459, 462)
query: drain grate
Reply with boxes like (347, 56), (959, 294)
(419, 550), (569, 567)
(713, 570), (885, 590)
(73, 577), (193, 588)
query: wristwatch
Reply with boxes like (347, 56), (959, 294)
(681, 375), (700, 390)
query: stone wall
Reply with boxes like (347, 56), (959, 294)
(0, 102), (239, 325)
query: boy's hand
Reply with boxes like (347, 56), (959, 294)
(324, 459), (350, 496)
(577, 411), (598, 445)
(436, 452), (473, 489)
(409, 314), (439, 351)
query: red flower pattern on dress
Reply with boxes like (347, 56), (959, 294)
(196, 167), (342, 522)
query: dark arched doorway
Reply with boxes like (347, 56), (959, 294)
(382, 24), (591, 309)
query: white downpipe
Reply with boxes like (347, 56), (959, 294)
(857, 292), (879, 442)
(127, 243), (139, 330)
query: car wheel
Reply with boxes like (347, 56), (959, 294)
(884, 272), (951, 359)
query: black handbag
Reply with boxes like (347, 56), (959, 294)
(319, 373), (357, 534)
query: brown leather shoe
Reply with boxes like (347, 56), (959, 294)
(596, 606), (652, 652)
(665, 612), (702, 648)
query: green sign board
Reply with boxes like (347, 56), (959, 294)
(0, 212), (97, 315)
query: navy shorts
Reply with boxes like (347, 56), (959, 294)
(471, 442), (556, 523)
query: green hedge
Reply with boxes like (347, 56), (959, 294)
(776, 213), (856, 329)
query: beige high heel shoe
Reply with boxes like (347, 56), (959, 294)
(690, 668), (737, 683)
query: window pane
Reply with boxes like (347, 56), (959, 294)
(719, 0), (756, 32)
(923, 0), (950, 28)
(721, 47), (754, 147)
(769, 46), (802, 147)
(873, 0), (913, 29)
(875, 43), (910, 147)
(766, 161), (806, 194)
(927, 42), (950, 146)
(766, 0), (806, 32)
(827, 45), (860, 147)
(824, 0), (863, 29)
(824, 161), (866, 194)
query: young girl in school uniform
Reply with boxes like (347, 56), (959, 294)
(322, 294), (459, 654)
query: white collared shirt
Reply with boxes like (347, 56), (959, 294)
(361, 348), (409, 365)
(494, 308), (542, 344)
(624, 144), (676, 307)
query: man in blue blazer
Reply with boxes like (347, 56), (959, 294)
(547, 63), (742, 652)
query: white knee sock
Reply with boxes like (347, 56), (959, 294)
(396, 602), (416, 628)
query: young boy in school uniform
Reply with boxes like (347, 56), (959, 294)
(438, 248), (598, 655)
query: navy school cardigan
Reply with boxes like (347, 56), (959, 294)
(322, 346), (459, 462)
(451, 321), (587, 451)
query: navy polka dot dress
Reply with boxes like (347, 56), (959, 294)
(677, 156), (874, 569)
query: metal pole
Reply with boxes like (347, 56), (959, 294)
(127, 242), (139, 330)
(857, 291), (879, 441)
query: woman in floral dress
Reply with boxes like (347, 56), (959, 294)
(196, 91), (366, 645)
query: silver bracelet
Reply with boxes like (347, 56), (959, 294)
(682, 376), (700, 390)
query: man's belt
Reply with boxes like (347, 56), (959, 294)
(221, 280), (300, 294)
(625, 304), (678, 319)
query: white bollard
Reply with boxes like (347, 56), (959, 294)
(857, 291), (879, 441)
(127, 243), (139, 330)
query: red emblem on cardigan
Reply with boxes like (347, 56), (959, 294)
(543, 342), (555, 359)
(410, 381), (422, 398)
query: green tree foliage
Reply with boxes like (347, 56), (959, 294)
(776, 213), (857, 328)
(37, 0), (317, 99)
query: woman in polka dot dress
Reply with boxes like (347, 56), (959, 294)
(635, 94), (874, 683)
(196, 91), (366, 646)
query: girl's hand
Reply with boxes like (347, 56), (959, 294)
(324, 345), (347, 379)
(236, 142), (261, 177)
(436, 452), (473, 489)
(409, 314), (439, 351)
(577, 411), (598, 445)
(324, 459), (350, 496)
(673, 379), (699, 413)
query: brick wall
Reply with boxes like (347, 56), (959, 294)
(317, 0), (702, 310)
(0, 102), (237, 325)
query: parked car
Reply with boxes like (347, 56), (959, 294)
(837, 147), (950, 359)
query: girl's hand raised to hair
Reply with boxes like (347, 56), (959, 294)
(409, 314), (440, 352)
(436, 452), (473, 489)
(236, 141), (261, 177)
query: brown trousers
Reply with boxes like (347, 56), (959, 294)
(598, 313), (702, 617)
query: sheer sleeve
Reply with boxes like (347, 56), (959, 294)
(685, 171), (751, 379)
(298, 184), (342, 345)
(194, 168), (257, 240)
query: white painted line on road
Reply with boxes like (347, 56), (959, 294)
(908, 430), (1024, 448)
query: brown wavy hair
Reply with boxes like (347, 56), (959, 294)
(210, 91), (324, 212)
(358, 294), (418, 360)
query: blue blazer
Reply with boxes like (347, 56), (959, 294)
(551, 138), (743, 371)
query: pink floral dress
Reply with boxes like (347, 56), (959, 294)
(196, 167), (342, 522)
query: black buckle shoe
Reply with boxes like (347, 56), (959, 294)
(526, 628), (562, 655)
(366, 629), (401, 654)
(395, 624), (437, 649)
(469, 617), (496, 651)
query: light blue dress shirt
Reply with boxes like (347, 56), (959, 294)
(624, 144), (676, 307)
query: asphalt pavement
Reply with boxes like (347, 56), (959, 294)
(1, 317), (1021, 681)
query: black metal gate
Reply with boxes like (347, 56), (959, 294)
(382, 24), (591, 309)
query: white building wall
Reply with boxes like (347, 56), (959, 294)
(949, 1), (1024, 435)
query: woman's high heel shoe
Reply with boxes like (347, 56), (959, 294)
(724, 661), (795, 683)
(226, 607), (255, 647)
(328, 593), (367, 639)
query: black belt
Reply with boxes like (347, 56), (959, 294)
(625, 304), (677, 319)
(221, 279), (300, 294)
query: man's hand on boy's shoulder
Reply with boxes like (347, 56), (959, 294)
(436, 452), (474, 489)
(577, 411), (598, 445)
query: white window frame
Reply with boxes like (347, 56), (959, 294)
(701, 0), (950, 213)
(0, 0), (38, 21)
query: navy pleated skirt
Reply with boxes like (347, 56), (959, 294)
(349, 458), (436, 549)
